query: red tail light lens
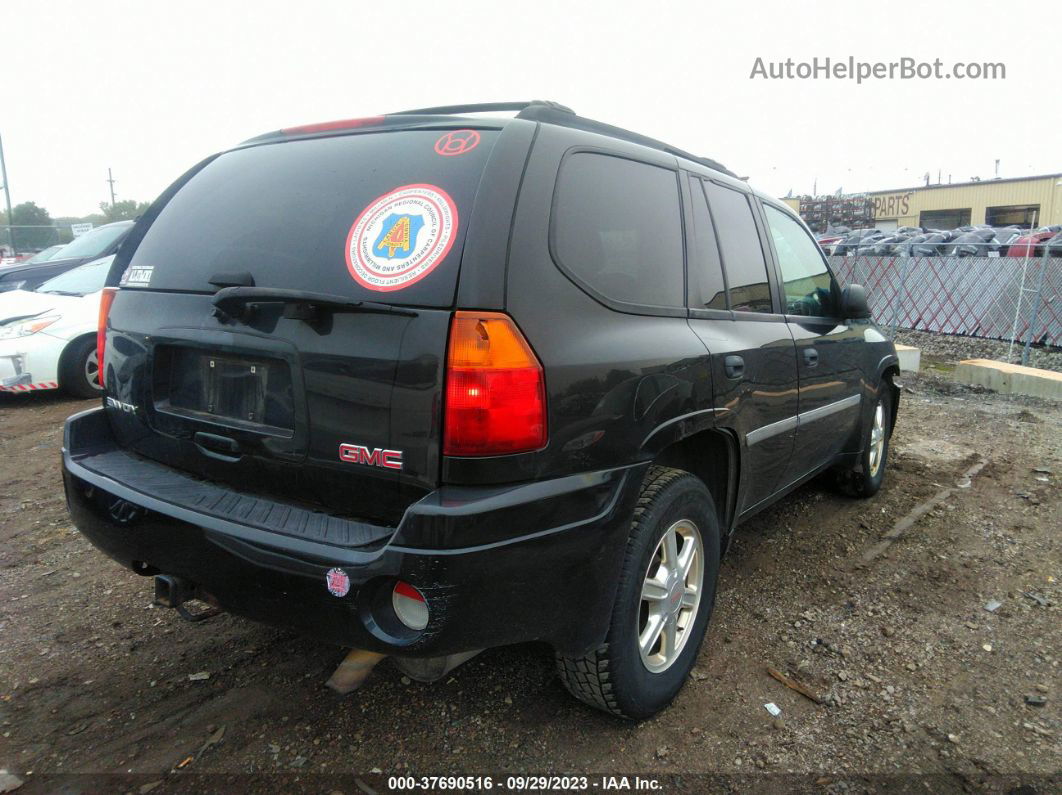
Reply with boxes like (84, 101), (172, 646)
(97, 287), (118, 390)
(443, 312), (546, 456)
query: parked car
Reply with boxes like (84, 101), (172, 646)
(0, 221), (132, 293)
(6, 244), (67, 267)
(1007, 226), (1062, 258)
(867, 231), (919, 256)
(945, 228), (1000, 257)
(815, 227), (851, 255)
(914, 232), (951, 256)
(62, 101), (898, 720)
(0, 256), (112, 395)
(833, 228), (884, 256)
(815, 233), (845, 255)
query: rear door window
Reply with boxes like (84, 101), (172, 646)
(762, 204), (838, 317)
(126, 129), (500, 307)
(702, 181), (773, 314)
(552, 152), (684, 310)
(687, 177), (727, 310)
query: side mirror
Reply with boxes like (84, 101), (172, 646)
(841, 284), (871, 319)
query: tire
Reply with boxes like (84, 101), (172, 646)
(556, 465), (721, 720)
(835, 382), (893, 498)
(59, 336), (103, 399)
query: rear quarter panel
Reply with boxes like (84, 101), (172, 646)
(444, 124), (716, 486)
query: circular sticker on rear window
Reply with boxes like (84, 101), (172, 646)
(345, 184), (458, 292)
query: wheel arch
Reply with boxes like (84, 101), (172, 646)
(652, 428), (739, 553)
(58, 332), (99, 388)
(876, 355), (901, 439)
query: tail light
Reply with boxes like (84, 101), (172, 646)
(97, 287), (118, 389)
(443, 311), (546, 456)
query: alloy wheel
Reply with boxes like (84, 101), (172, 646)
(637, 519), (704, 673)
(868, 401), (886, 477)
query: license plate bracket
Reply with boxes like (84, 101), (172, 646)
(154, 346), (295, 436)
(204, 356), (268, 423)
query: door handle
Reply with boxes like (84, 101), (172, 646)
(804, 348), (819, 367)
(724, 355), (745, 379)
(194, 431), (242, 462)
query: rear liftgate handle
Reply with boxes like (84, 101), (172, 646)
(194, 431), (242, 462)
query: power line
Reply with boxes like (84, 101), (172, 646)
(0, 130), (13, 251)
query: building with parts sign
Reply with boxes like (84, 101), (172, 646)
(784, 172), (1062, 232)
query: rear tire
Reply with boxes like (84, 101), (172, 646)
(556, 466), (720, 720)
(60, 336), (103, 399)
(835, 382), (893, 498)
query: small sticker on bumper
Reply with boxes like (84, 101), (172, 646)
(325, 567), (351, 597)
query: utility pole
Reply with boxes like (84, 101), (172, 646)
(107, 168), (117, 206)
(0, 130), (13, 253)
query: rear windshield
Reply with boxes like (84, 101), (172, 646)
(54, 223), (131, 260)
(127, 129), (500, 305)
(37, 256), (113, 295)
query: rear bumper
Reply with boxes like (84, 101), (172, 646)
(62, 407), (643, 656)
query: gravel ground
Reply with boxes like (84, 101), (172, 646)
(894, 329), (1062, 372)
(0, 361), (1059, 793)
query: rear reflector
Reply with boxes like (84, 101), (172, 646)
(443, 312), (546, 457)
(392, 581), (429, 631)
(97, 287), (118, 390)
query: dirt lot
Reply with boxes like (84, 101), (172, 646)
(0, 370), (1059, 793)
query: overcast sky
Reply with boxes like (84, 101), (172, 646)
(4, 0), (1059, 217)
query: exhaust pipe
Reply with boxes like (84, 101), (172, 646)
(326, 649), (388, 694)
(394, 650), (483, 682)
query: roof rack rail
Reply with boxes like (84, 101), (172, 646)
(514, 104), (736, 178)
(374, 101), (734, 178)
(389, 100), (575, 116)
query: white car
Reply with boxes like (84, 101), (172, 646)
(0, 256), (113, 396)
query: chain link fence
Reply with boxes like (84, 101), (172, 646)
(830, 255), (1061, 351)
(0, 224), (67, 257)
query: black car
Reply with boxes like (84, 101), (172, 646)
(0, 220), (133, 292)
(833, 228), (884, 256)
(62, 101), (899, 719)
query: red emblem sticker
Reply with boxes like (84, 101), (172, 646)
(325, 567), (351, 597)
(434, 129), (480, 157)
(345, 184), (458, 292)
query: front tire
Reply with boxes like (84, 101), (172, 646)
(836, 382), (893, 497)
(60, 336), (103, 399)
(556, 466), (721, 720)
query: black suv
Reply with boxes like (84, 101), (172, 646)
(62, 101), (898, 719)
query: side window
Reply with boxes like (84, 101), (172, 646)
(688, 177), (727, 310)
(553, 153), (683, 309)
(701, 181), (773, 313)
(763, 204), (837, 317)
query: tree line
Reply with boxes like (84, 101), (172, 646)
(1, 199), (151, 251)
